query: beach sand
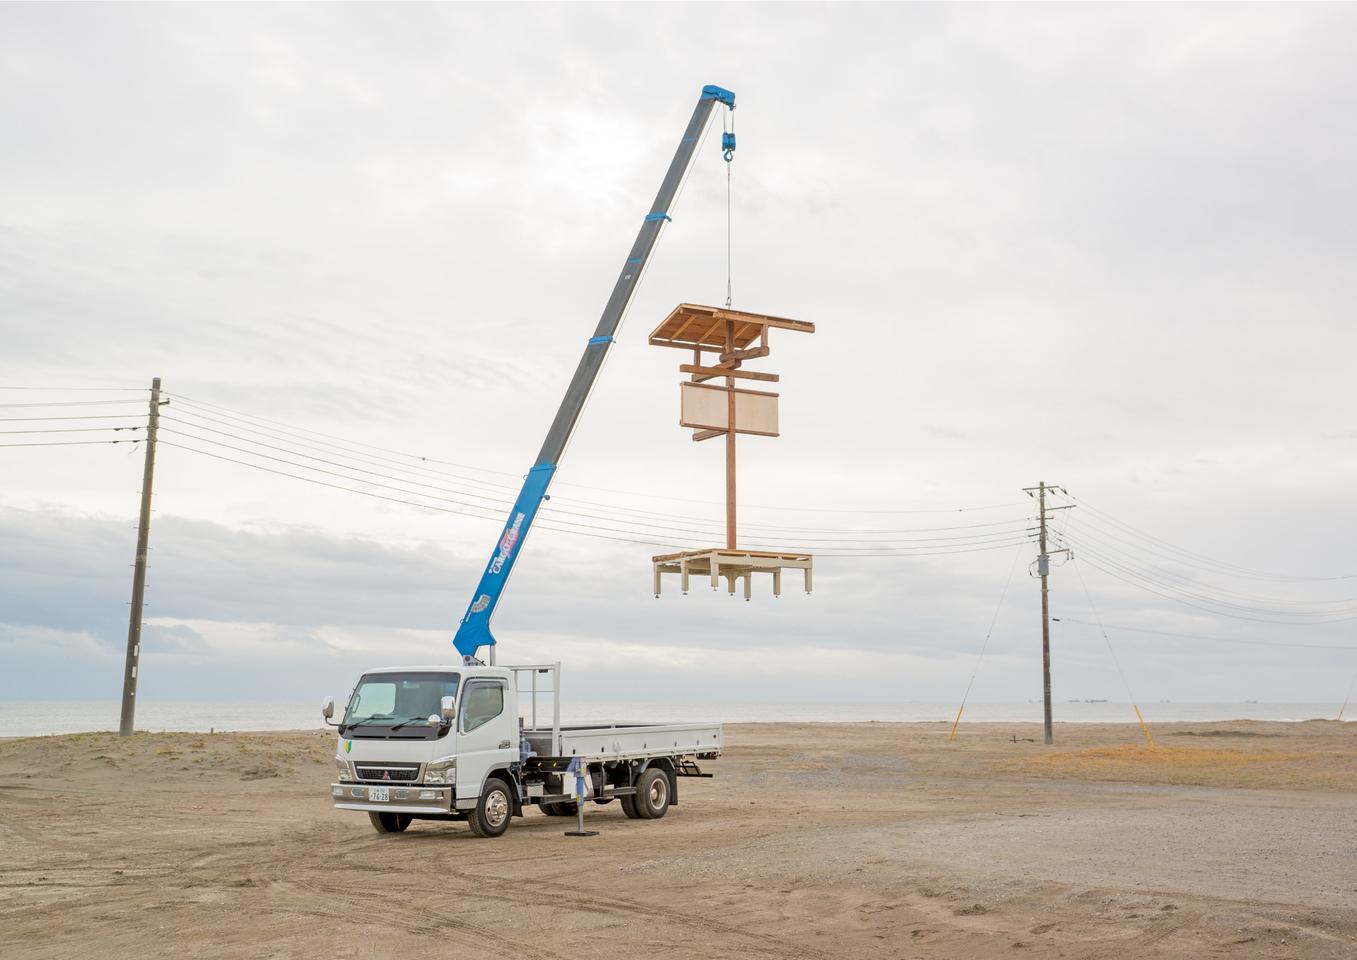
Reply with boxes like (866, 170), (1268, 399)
(1, 720), (1354, 958)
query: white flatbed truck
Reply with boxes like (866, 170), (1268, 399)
(324, 663), (721, 838)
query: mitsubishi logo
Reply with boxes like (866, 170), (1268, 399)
(382, 771), (391, 781)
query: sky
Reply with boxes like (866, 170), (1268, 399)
(3, 4), (1356, 713)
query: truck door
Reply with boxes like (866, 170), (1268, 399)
(456, 678), (515, 802)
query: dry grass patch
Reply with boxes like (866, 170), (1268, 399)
(1007, 743), (1351, 788)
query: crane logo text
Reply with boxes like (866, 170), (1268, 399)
(490, 513), (525, 575)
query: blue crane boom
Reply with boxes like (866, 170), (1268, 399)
(452, 84), (737, 662)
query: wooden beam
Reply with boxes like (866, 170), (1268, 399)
(718, 345), (770, 364)
(681, 364), (779, 383)
(691, 428), (725, 442)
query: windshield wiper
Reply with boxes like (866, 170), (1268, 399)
(386, 716), (430, 731)
(343, 715), (426, 733)
(343, 716), (394, 729)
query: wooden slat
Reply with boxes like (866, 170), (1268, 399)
(718, 345), (770, 364)
(680, 364), (779, 382)
(691, 428), (725, 442)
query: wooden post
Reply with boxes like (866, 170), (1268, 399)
(724, 320), (737, 549)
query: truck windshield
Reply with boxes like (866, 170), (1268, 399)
(342, 672), (460, 737)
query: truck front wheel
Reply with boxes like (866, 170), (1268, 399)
(368, 812), (412, 834)
(469, 779), (513, 838)
(633, 768), (670, 820)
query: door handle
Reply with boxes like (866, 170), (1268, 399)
(498, 740), (512, 749)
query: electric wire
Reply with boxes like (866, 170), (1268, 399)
(1057, 527), (1357, 607)
(1069, 551), (1357, 626)
(1054, 618), (1357, 651)
(157, 423), (1038, 553)
(0, 386), (148, 392)
(1058, 535), (1357, 621)
(0, 400), (149, 409)
(1055, 512), (1357, 599)
(0, 426), (143, 435)
(0, 415), (148, 422)
(159, 440), (691, 549)
(159, 438), (1033, 558)
(949, 540), (1026, 740)
(1056, 491), (1357, 582)
(161, 404), (1037, 540)
(164, 391), (1027, 518)
(1068, 556), (1154, 744)
(0, 439), (141, 448)
(159, 421), (1036, 548)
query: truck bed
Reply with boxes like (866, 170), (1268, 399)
(524, 721), (722, 762)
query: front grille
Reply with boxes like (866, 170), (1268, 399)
(354, 764), (420, 783)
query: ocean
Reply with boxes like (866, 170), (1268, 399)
(0, 699), (1349, 738)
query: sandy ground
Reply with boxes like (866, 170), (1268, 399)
(1, 720), (1354, 959)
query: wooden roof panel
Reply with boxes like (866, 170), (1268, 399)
(649, 303), (815, 349)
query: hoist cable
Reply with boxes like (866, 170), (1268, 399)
(724, 106), (733, 307)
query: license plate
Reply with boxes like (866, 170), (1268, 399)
(369, 786), (389, 802)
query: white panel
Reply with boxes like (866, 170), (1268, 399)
(680, 383), (779, 437)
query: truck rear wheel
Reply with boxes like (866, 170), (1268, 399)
(620, 792), (642, 819)
(541, 800), (577, 817)
(368, 811), (412, 834)
(633, 768), (670, 820)
(468, 779), (514, 838)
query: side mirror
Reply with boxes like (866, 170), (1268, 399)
(440, 696), (456, 722)
(322, 696), (334, 720)
(426, 714), (441, 728)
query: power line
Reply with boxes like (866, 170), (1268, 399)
(0, 439), (140, 448)
(1055, 617), (1357, 651)
(167, 401), (1038, 537)
(1062, 536), (1357, 620)
(1069, 556), (1154, 746)
(0, 386), (149, 392)
(0, 400), (150, 409)
(0, 415), (148, 422)
(157, 418), (1038, 547)
(163, 391), (1027, 518)
(159, 440), (691, 549)
(1072, 552), (1357, 626)
(158, 438), (1033, 558)
(0, 426), (143, 435)
(1057, 492), (1357, 582)
(950, 541), (1026, 740)
(1057, 528), (1357, 608)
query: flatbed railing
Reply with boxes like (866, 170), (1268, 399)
(508, 661), (561, 756)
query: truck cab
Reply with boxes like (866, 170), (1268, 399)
(327, 664), (519, 835)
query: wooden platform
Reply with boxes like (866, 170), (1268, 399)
(652, 548), (813, 599)
(648, 304), (816, 352)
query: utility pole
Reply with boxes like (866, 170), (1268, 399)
(1023, 482), (1071, 745)
(120, 377), (164, 736)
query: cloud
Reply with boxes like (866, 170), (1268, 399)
(3, 5), (1357, 705)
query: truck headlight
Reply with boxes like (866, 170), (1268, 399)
(423, 756), (456, 784)
(335, 758), (352, 781)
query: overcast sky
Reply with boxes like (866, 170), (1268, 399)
(3, 4), (1356, 713)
